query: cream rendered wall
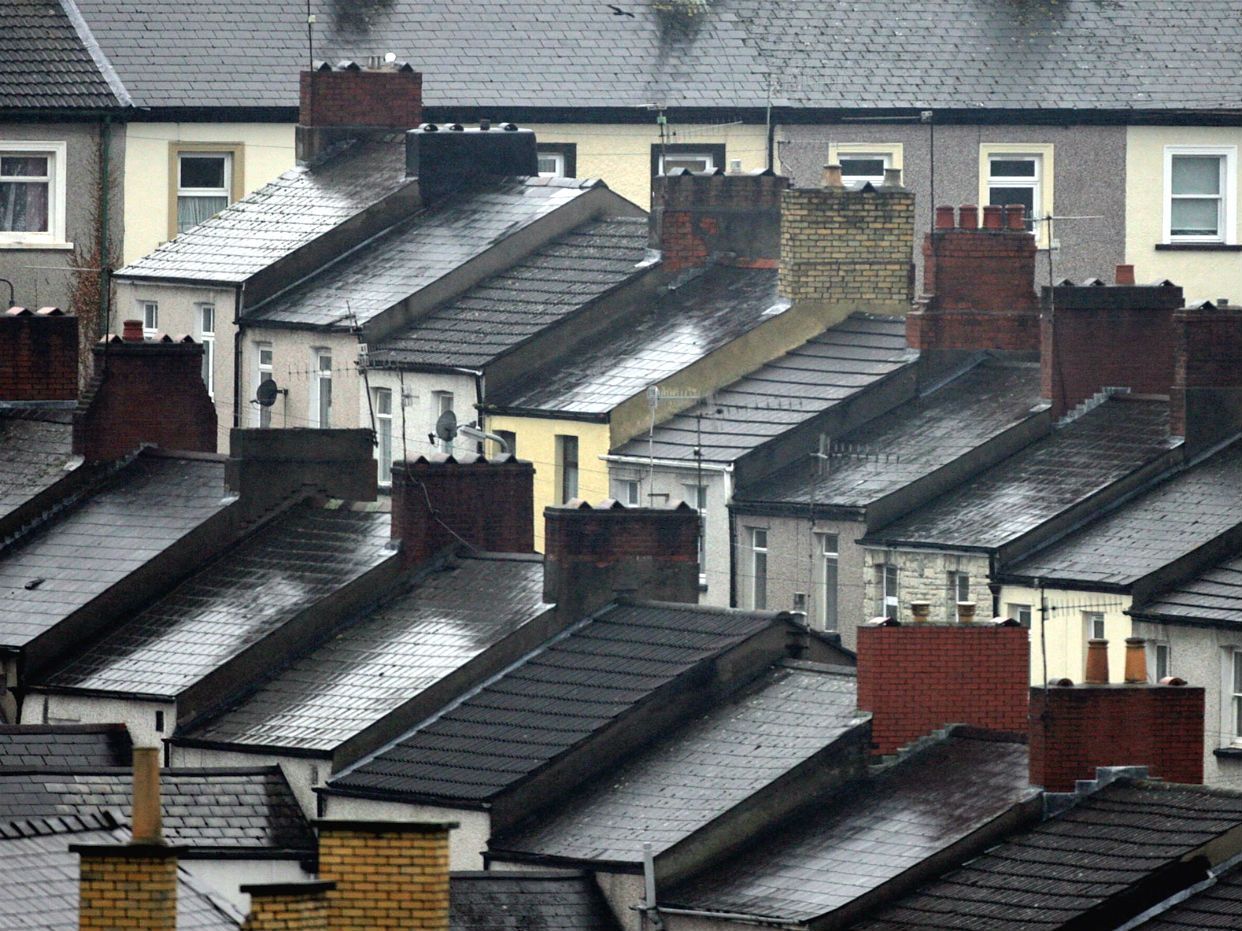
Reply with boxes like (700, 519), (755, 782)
(1126, 126), (1242, 302)
(320, 794), (491, 870)
(23, 692), (174, 748)
(169, 744), (329, 819)
(1003, 583), (1133, 685)
(362, 369), (479, 483)
(121, 123), (296, 264)
(239, 327), (360, 435)
(525, 122), (770, 208)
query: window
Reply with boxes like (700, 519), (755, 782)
(1165, 147), (1237, 244)
(829, 143), (903, 188)
(0, 141), (66, 245)
(311, 350), (332, 429)
(878, 564), (899, 620)
(254, 342), (273, 427)
(177, 151), (231, 234)
(839, 154), (889, 185)
(372, 387), (393, 484)
(652, 143), (727, 179)
(154, 710), (165, 734)
(432, 391), (455, 453)
(1151, 641), (1171, 682)
(947, 571), (970, 620)
(1008, 603), (1032, 628)
(1233, 649), (1242, 743)
(494, 430), (517, 459)
(684, 484), (708, 580)
(979, 144), (1053, 246)
(1085, 611), (1106, 641)
(197, 304), (215, 396)
(818, 532), (839, 632)
(621, 479), (641, 506)
(139, 300), (158, 336)
(556, 435), (579, 504)
(750, 528), (768, 610)
(536, 143), (576, 179)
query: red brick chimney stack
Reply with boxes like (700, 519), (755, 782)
(297, 60), (423, 164)
(1170, 299), (1242, 452)
(0, 306), (78, 402)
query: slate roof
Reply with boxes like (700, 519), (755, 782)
(450, 871), (621, 931)
(1131, 551), (1242, 625)
(39, 503), (393, 700)
(327, 601), (783, 804)
(491, 267), (782, 416)
(492, 662), (864, 865)
(1136, 858), (1242, 930)
(116, 136), (410, 285)
(736, 361), (1043, 511)
(612, 314), (915, 464)
(0, 452), (228, 650)
(370, 216), (651, 371)
(1008, 439), (1242, 589)
(246, 177), (603, 328)
(869, 398), (1175, 553)
(0, 0), (121, 111)
(0, 410), (75, 523)
(0, 815), (243, 930)
(181, 554), (548, 753)
(0, 766), (314, 855)
(852, 780), (1242, 931)
(665, 733), (1034, 924)
(0, 725), (130, 769)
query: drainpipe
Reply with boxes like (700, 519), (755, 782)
(98, 115), (112, 338)
(231, 284), (244, 429)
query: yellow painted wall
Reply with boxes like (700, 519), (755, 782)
(525, 122), (770, 208)
(1126, 126), (1242, 302)
(484, 414), (611, 552)
(1004, 583), (1134, 685)
(121, 123), (296, 264)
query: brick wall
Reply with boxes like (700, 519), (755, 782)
(856, 623), (1030, 756)
(242, 882), (333, 931)
(391, 455), (535, 567)
(318, 822), (452, 931)
(906, 206), (1039, 351)
(1029, 684), (1204, 791)
(779, 186), (915, 305)
(299, 65), (423, 129)
(651, 171), (789, 272)
(1040, 282), (1184, 418)
(74, 845), (179, 931)
(0, 308), (78, 401)
(73, 335), (218, 462)
(1170, 303), (1242, 447)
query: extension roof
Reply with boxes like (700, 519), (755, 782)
(611, 314), (915, 464)
(66, 1), (1242, 115)
(1130, 550), (1242, 626)
(1134, 857), (1242, 930)
(0, 724), (130, 769)
(664, 732), (1034, 924)
(1007, 439), (1242, 589)
(116, 135), (410, 285)
(245, 177), (611, 329)
(0, 452), (228, 650)
(735, 360), (1044, 512)
(490, 267), (782, 416)
(0, 409), (76, 524)
(370, 216), (651, 371)
(179, 554), (548, 753)
(0, 0), (123, 111)
(851, 780), (1242, 931)
(0, 766), (313, 856)
(867, 397), (1175, 554)
(450, 871), (621, 931)
(0, 814), (243, 930)
(491, 661), (864, 866)
(326, 601), (784, 805)
(38, 503), (392, 700)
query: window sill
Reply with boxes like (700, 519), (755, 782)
(1155, 243), (1242, 252)
(0, 240), (74, 251)
(1213, 746), (1242, 760)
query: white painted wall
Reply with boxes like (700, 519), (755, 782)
(321, 793), (490, 870)
(182, 858), (311, 914)
(169, 744), (329, 819)
(364, 368), (479, 483)
(25, 692), (174, 748)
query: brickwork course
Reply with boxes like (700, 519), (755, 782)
(0, 310), (78, 401)
(77, 847), (179, 931)
(318, 823), (452, 931)
(779, 186), (915, 304)
(299, 66), (422, 129)
(1171, 303), (1242, 437)
(856, 623), (1029, 756)
(652, 171), (788, 272)
(243, 887), (331, 931)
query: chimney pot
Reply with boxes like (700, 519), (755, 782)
(958, 205), (979, 229)
(1115, 264), (1136, 285)
(909, 601), (931, 623)
(122, 319), (145, 342)
(982, 205), (1003, 230)
(1159, 675), (1188, 686)
(1004, 204), (1026, 231)
(934, 205), (955, 229)
(881, 167), (903, 188)
(479, 118), (491, 131)
(821, 163), (844, 188)
(1084, 637), (1110, 684)
(130, 747), (163, 845)
(956, 601), (976, 624)
(1124, 637), (1148, 684)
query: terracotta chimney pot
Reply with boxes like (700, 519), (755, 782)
(1005, 204), (1027, 230)
(959, 205), (979, 229)
(130, 747), (163, 845)
(1115, 264), (1136, 285)
(1085, 638), (1110, 684)
(121, 319), (145, 342)
(910, 601), (931, 623)
(934, 205), (956, 229)
(956, 601), (977, 625)
(1124, 637), (1148, 683)
(821, 164), (844, 189)
(982, 205), (1003, 230)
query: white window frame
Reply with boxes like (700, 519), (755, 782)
(311, 349), (332, 429)
(879, 563), (899, 620)
(684, 483), (708, 583)
(1008, 603), (1032, 628)
(838, 152), (891, 186)
(1163, 145), (1238, 245)
(432, 390), (455, 453)
(979, 143), (1054, 248)
(537, 151), (566, 178)
(1232, 648), (1242, 745)
(817, 532), (839, 632)
(139, 300), (158, 337)
(196, 303), (215, 397)
(948, 571), (971, 619)
(1085, 611), (1106, 641)
(1150, 641), (1171, 682)
(621, 479), (641, 506)
(0, 141), (69, 248)
(253, 342), (273, 427)
(750, 528), (768, 610)
(372, 387), (394, 485)
(659, 151), (718, 174)
(177, 151), (232, 234)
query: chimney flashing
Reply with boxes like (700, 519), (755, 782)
(70, 842), (185, 859)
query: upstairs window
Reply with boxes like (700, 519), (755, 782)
(818, 532), (839, 632)
(652, 143), (726, 179)
(620, 479), (640, 506)
(987, 155), (1040, 232)
(878, 563), (899, 620)
(311, 350), (332, 429)
(0, 142), (66, 245)
(139, 300), (159, 336)
(1085, 611), (1106, 641)
(1232, 649), (1242, 744)
(254, 343), (273, 428)
(684, 483), (708, 581)
(947, 571), (970, 620)
(177, 152), (232, 233)
(1165, 147), (1237, 244)
(372, 387), (393, 484)
(1008, 603), (1032, 628)
(432, 391), (455, 453)
(197, 304), (215, 396)
(536, 143), (576, 179)
(750, 528), (768, 610)
(839, 153), (890, 185)
(556, 435), (579, 504)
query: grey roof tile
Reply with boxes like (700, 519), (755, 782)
(0, 453), (229, 649)
(182, 554), (548, 752)
(0, 0), (120, 110)
(665, 734), (1033, 924)
(1135, 857), (1242, 929)
(1132, 552), (1242, 624)
(0, 410), (74, 523)
(450, 872), (621, 931)
(327, 602), (781, 804)
(0, 725), (131, 769)
(612, 314), (916, 464)
(492, 663), (864, 864)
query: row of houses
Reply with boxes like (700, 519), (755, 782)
(4, 0), (1242, 320)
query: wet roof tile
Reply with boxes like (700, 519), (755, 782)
(0, 410), (75, 523)
(450, 872), (621, 931)
(0, 0), (121, 110)
(0, 725), (131, 769)
(40, 504), (393, 699)
(1135, 857), (1242, 929)
(182, 555), (548, 752)
(1131, 551), (1242, 625)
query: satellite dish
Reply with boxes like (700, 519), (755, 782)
(434, 409), (458, 442)
(256, 378), (280, 407)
